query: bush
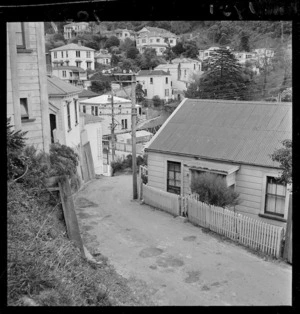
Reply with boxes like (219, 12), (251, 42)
(110, 157), (124, 174)
(190, 172), (240, 208)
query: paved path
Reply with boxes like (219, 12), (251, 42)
(75, 174), (292, 306)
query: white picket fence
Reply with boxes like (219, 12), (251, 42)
(186, 195), (284, 258)
(142, 184), (180, 217)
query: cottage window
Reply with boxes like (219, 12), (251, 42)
(67, 101), (71, 130)
(265, 177), (286, 217)
(150, 78), (153, 84)
(165, 89), (169, 96)
(86, 51), (91, 58)
(66, 51), (68, 57)
(74, 100), (78, 124)
(61, 51), (64, 58)
(83, 105), (86, 113)
(54, 52), (57, 59)
(166, 77), (168, 84)
(76, 61), (81, 67)
(167, 161), (181, 195)
(121, 119), (128, 129)
(69, 71), (72, 77)
(16, 22), (26, 48)
(91, 106), (95, 115)
(87, 61), (92, 69)
(62, 71), (67, 77)
(95, 106), (98, 116)
(20, 98), (29, 120)
(76, 51), (80, 57)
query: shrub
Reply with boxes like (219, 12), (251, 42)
(190, 172), (240, 208)
(110, 157), (123, 174)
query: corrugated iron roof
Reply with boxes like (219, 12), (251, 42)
(147, 99), (292, 168)
(50, 43), (95, 52)
(47, 75), (82, 96)
(79, 94), (131, 105)
(78, 89), (100, 98)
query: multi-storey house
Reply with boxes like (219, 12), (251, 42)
(51, 66), (89, 88)
(136, 27), (177, 56)
(137, 70), (173, 102)
(63, 22), (90, 40)
(7, 22), (51, 152)
(50, 41), (95, 71)
(101, 28), (136, 41)
(95, 49), (112, 66)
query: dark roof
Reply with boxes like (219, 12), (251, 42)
(137, 70), (170, 76)
(137, 113), (169, 131)
(147, 99), (292, 168)
(78, 89), (100, 98)
(47, 75), (82, 96)
(50, 43), (95, 52)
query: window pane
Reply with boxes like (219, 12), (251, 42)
(277, 184), (286, 196)
(275, 197), (285, 215)
(168, 172), (174, 179)
(20, 99), (28, 118)
(168, 180), (175, 186)
(175, 172), (181, 180)
(265, 195), (276, 213)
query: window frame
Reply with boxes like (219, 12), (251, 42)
(16, 22), (32, 52)
(167, 161), (182, 195)
(74, 99), (78, 125)
(150, 78), (153, 84)
(95, 106), (98, 116)
(76, 50), (81, 57)
(86, 51), (91, 58)
(20, 98), (29, 121)
(165, 89), (169, 96)
(166, 77), (168, 84)
(54, 52), (57, 59)
(66, 101), (71, 131)
(62, 70), (67, 77)
(264, 176), (286, 217)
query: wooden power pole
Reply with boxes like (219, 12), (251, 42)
(131, 74), (138, 199)
(110, 88), (115, 162)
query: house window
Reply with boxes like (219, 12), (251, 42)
(76, 51), (80, 57)
(61, 51), (64, 58)
(265, 177), (286, 217)
(83, 105), (86, 113)
(20, 98), (29, 120)
(91, 106), (95, 115)
(95, 106), (98, 116)
(194, 64), (196, 70)
(165, 89), (169, 96)
(54, 52), (57, 59)
(62, 71), (67, 77)
(167, 161), (181, 195)
(122, 119), (128, 129)
(87, 61), (92, 69)
(144, 89), (147, 96)
(67, 102), (71, 130)
(66, 51), (68, 57)
(87, 51), (91, 58)
(166, 77), (168, 84)
(170, 39), (173, 44)
(74, 100), (78, 124)
(76, 61), (81, 67)
(150, 78), (153, 84)
(156, 38), (160, 43)
(16, 22), (26, 48)
(69, 72), (72, 77)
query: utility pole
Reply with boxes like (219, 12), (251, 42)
(131, 74), (138, 199)
(110, 87), (115, 162)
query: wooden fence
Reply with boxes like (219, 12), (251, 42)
(186, 195), (284, 258)
(142, 184), (180, 217)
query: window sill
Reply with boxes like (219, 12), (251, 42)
(17, 48), (33, 53)
(258, 213), (287, 223)
(21, 118), (36, 123)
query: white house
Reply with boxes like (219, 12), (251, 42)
(47, 75), (81, 149)
(233, 51), (260, 75)
(102, 28), (136, 41)
(136, 70), (173, 102)
(253, 48), (275, 67)
(50, 42), (95, 71)
(7, 22), (51, 152)
(136, 27), (177, 56)
(79, 94), (133, 135)
(51, 66), (89, 88)
(95, 49), (112, 66)
(79, 112), (104, 175)
(198, 46), (222, 61)
(64, 22), (90, 40)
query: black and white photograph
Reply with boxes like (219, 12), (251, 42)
(5, 0), (293, 307)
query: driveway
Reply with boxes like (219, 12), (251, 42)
(74, 174), (292, 306)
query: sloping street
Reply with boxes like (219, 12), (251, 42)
(75, 174), (291, 306)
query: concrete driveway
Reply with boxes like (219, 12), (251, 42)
(75, 174), (292, 306)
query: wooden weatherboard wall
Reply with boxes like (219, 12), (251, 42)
(147, 151), (287, 227)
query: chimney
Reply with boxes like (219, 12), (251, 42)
(78, 40), (82, 46)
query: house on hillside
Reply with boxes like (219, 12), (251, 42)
(95, 49), (112, 66)
(63, 22), (90, 40)
(137, 70), (173, 102)
(136, 27), (177, 56)
(78, 89), (100, 104)
(102, 28), (136, 41)
(47, 75), (81, 148)
(50, 42), (95, 71)
(7, 22), (51, 152)
(145, 98), (292, 227)
(51, 66), (89, 88)
(79, 94), (133, 135)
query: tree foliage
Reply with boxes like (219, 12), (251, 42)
(191, 172), (240, 208)
(104, 36), (120, 49)
(270, 139), (292, 184)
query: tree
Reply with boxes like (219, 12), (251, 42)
(186, 47), (249, 100)
(111, 54), (120, 67)
(90, 72), (112, 94)
(270, 139), (292, 184)
(172, 42), (185, 56)
(104, 36), (120, 49)
(170, 21), (192, 34)
(137, 48), (162, 69)
(182, 40), (199, 59)
(239, 30), (251, 52)
(126, 46), (139, 60)
(120, 38), (135, 53)
(136, 83), (145, 103)
(191, 172), (240, 208)
(152, 95), (164, 107)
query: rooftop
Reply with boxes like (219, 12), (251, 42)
(47, 75), (82, 96)
(146, 99), (292, 168)
(50, 43), (95, 52)
(78, 89), (100, 98)
(79, 94), (132, 105)
(137, 70), (171, 77)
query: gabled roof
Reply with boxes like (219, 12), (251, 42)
(50, 43), (95, 52)
(146, 99), (292, 168)
(47, 75), (82, 96)
(79, 94), (131, 105)
(78, 89), (100, 98)
(155, 64), (178, 70)
(172, 57), (201, 63)
(138, 27), (176, 38)
(137, 70), (171, 76)
(52, 66), (86, 73)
